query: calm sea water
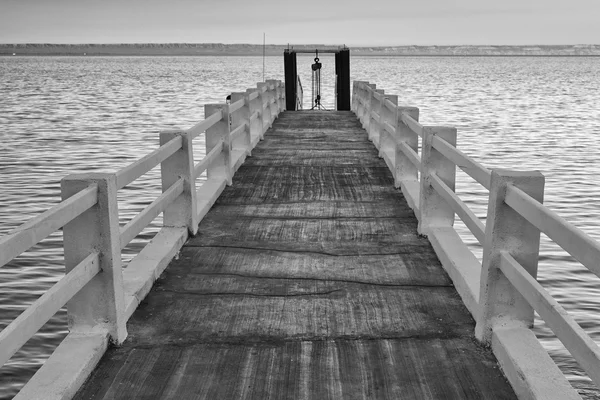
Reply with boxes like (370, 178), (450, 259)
(1, 55), (600, 399)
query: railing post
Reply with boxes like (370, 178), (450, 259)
(205, 104), (232, 185)
(379, 95), (398, 159)
(353, 81), (360, 117)
(281, 81), (286, 111)
(267, 79), (281, 117)
(368, 90), (384, 147)
(159, 129), (198, 234)
(475, 170), (545, 344)
(395, 107), (420, 188)
(61, 174), (127, 343)
(362, 83), (377, 131)
(231, 92), (252, 156)
(418, 126), (457, 236)
(351, 81), (358, 112)
(247, 88), (263, 144)
(257, 82), (272, 135)
(355, 81), (369, 122)
(274, 81), (281, 118)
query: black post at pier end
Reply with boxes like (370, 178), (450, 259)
(284, 49), (298, 111)
(335, 48), (351, 111)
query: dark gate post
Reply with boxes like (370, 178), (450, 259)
(336, 48), (351, 111)
(284, 50), (297, 111)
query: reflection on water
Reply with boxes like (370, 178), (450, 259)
(1, 55), (600, 399)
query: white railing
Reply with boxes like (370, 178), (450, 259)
(0, 79), (285, 399)
(353, 80), (598, 400)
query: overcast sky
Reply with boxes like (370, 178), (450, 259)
(1, 0), (599, 45)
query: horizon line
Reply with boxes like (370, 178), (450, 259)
(2, 43), (600, 47)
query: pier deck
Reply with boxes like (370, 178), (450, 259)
(75, 111), (516, 399)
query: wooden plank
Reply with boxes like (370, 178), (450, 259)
(244, 149), (382, 166)
(215, 166), (398, 204)
(187, 217), (430, 255)
(125, 283), (473, 346)
(77, 338), (516, 400)
(169, 245), (452, 288)
(207, 201), (414, 219)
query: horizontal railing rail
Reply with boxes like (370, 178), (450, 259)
(353, 80), (599, 399)
(0, 185), (99, 269)
(1, 79), (285, 399)
(115, 136), (183, 190)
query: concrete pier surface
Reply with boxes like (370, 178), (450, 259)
(74, 111), (516, 399)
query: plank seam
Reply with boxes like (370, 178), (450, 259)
(159, 272), (451, 287)
(181, 244), (432, 257)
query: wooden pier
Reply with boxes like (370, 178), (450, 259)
(3, 78), (600, 399)
(73, 111), (515, 398)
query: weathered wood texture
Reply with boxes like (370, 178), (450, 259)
(75, 111), (515, 399)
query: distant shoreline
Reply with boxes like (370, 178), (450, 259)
(2, 43), (600, 57)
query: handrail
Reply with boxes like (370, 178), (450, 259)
(431, 135), (492, 189)
(383, 120), (396, 136)
(1, 78), (286, 398)
(505, 184), (600, 279)
(0, 252), (100, 367)
(229, 98), (245, 114)
(500, 252), (600, 387)
(0, 185), (98, 268)
(188, 110), (222, 139)
(402, 113), (424, 138)
(119, 177), (185, 249)
(194, 139), (224, 179)
(399, 141), (421, 170)
(384, 98), (396, 112)
(430, 172), (486, 244)
(115, 136), (182, 190)
(352, 79), (600, 397)
(230, 123), (246, 142)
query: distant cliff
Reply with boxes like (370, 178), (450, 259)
(1, 43), (600, 56)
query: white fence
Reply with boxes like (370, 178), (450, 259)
(353, 80), (599, 400)
(0, 80), (285, 399)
